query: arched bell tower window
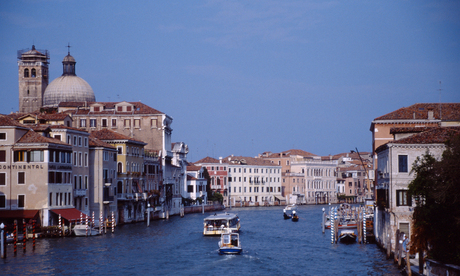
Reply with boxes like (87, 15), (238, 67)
(31, 68), (36, 78)
(24, 68), (29, 78)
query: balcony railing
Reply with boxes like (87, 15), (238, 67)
(74, 189), (86, 197)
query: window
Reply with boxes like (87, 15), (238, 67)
(67, 135), (71, 144)
(398, 155), (408, 173)
(31, 68), (36, 77)
(0, 150), (6, 162)
(112, 119), (117, 127)
(127, 106), (132, 112)
(396, 190), (412, 206)
(0, 173), (5, 185)
(90, 119), (97, 127)
(73, 136), (77, 146)
(78, 137), (82, 146)
(84, 137), (88, 147)
(79, 152), (82, 166)
(18, 172), (25, 184)
(134, 119), (140, 128)
(124, 119), (131, 127)
(117, 147), (123, 154)
(94, 106), (100, 112)
(24, 68), (29, 78)
(84, 153), (88, 166)
(14, 151), (25, 162)
(151, 118), (157, 128)
(73, 152), (77, 166)
(102, 118), (108, 127)
(0, 195), (5, 208)
(0, 133), (6, 140)
(187, 185), (194, 193)
(117, 106), (123, 112)
(80, 119), (87, 127)
(18, 195), (25, 208)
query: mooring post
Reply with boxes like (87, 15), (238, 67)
(363, 208), (366, 244)
(1, 223), (6, 259)
(111, 211), (115, 233)
(13, 220), (17, 256)
(322, 208), (325, 234)
(23, 219), (26, 253)
(330, 208), (334, 244)
(100, 211), (103, 235)
(147, 203), (151, 227)
(32, 220), (36, 250)
(397, 230), (402, 267)
(334, 208), (338, 244)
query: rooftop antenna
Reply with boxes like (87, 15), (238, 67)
(438, 81), (442, 120)
(67, 43), (71, 55)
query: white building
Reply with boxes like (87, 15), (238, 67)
(374, 127), (460, 254)
(184, 165), (207, 203)
(225, 156), (282, 207)
(291, 156), (338, 204)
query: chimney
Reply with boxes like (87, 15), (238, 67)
(219, 157), (222, 164)
(428, 108), (434, 120)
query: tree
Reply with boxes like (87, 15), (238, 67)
(408, 134), (460, 265)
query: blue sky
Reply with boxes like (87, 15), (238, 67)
(1, 0), (459, 161)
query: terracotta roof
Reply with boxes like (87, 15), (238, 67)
(224, 155), (278, 166)
(0, 115), (28, 127)
(194, 156), (220, 164)
(376, 127), (460, 152)
(374, 103), (460, 121)
(88, 134), (116, 149)
(265, 149), (317, 158)
(90, 129), (146, 144)
(16, 130), (69, 146)
(49, 125), (87, 132)
(187, 174), (198, 181)
(187, 165), (202, 171)
(60, 101), (164, 115)
(390, 126), (435, 134)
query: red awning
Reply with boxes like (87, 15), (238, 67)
(0, 210), (39, 219)
(50, 208), (87, 222)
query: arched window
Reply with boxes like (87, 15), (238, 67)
(117, 162), (123, 173)
(31, 68), (36, 77)
(24, 68), (29, 78)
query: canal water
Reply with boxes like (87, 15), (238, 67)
(1, 205), (401, 276)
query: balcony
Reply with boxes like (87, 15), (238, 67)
(74, 189), (86, 197)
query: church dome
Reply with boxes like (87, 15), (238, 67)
(43, 76), (95, 106)
(43, 51), (96, 107)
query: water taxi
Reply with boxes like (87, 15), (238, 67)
(339, 230), (357, 243)
(203, 212), (240, 236)
(218, 231), (242, 255)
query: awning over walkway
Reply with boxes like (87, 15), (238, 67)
(275, 195), (286, 201)
(50, 208), (86, 222)
(0, 210), (39, 219)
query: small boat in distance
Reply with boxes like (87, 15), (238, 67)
(218, 231), (242, 255)
(203, 212), (240, 236)
(291, 210), (299, 222)
(283, 204), (297, 219)
(339, 230), (357, 243)
(73, 224), (100, 236)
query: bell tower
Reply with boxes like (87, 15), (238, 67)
(18, 45), (50, 113)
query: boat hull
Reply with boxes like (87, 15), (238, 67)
(339, 231), (357, 243)
(73, 225), (100, 236)
(218, 247), (242, 255)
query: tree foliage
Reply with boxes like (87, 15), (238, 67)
(408, 134), (460, 265)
